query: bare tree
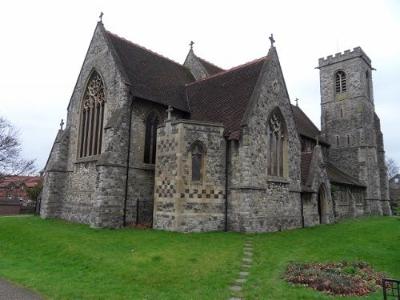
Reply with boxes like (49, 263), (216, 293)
(386, 157), (399, 179)
(0, 117), (35, 178)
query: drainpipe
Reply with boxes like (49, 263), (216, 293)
(224, 138), (230, 232)
(300, 194), (305, 228)
(123, 95), (135, 227)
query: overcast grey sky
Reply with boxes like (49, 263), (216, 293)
(1, 0), (399, 171)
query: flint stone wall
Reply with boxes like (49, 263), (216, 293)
(227, 53), (302, 232)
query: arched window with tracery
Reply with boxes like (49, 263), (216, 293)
(144, 113), (159, 164)
(267, 108), (287, 177)
(190, 142), (205, 182)
(335, 71), (347, 93)
(79, 71), (105, 158)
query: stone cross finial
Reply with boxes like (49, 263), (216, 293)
(99, 12), (104, 23)
(190, 41), (194, 50)
(60, 119), (64, 130)
(295, 98), (299, 106)
(166, 105), (173, 121)
(269, 34), (275, 47)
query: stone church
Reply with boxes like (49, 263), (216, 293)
(41, 21), (392, 232)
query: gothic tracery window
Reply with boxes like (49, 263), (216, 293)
(79, 71), (105, 158)
(144, 113), (159, 164)
(335, 71), (347, 93)
(191, 142), (205, 182)
(267, 109), (287, 177)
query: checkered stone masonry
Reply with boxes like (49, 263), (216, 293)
(153, 120), (226, 232)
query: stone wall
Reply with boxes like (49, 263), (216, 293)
(153, 120), (226, 232)
(319, 47), (386, 216)
(42, 23), (133, 228)
(227, 48), (302, 232)
(302, 146), (334, 227)
(331, 184), (366, 220)
(124, 99), (185, 225)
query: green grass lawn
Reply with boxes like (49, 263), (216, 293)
(0, 216), (398, 299)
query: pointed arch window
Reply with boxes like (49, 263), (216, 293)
(190, 142), (205, 182)
(267, 109), (287, 177)
(79, 71), (105, 158)
(144, 113), (159, 164)
(335, 71), (347, 93)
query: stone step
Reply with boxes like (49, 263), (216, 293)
(239, 271), (249, 277)
(242, 257), (253, 263)
(229, 285), (242, 292)
(235, 278), (247, 284)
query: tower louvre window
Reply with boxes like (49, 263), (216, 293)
(335, 71), (347, 93)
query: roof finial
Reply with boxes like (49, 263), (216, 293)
(295, 98), (299, 107)
(189, 41), (194, 50)
(99, 12), (104, 23)
(166, 105), (173, 121)
(269, 34), (275, 47)
(60, 119), (64, 130)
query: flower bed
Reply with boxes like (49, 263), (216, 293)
(284, 261), (385, 296)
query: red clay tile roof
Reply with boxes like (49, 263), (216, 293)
(186, 57), (267, 138)
(105, 30), (195, 112)
(291, 105), (328, 145)
(0, 176), (42, 188)
(327, 163), (365, 187)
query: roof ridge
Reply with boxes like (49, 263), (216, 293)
(195, 54), (224, 71)
(105, 30), (187, 70)
(186, 56), (268, 86)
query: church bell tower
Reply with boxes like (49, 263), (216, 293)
(318, 47), (391, 215)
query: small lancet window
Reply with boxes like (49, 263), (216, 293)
(366, 71), (371, 99)
(267, 109), (287, 177)
(335, 71), (347, 93)
(78, 71), (106, 158)
(336, 136), (340, 147)
(144, 113), (159, 164)
(191, 142), (205, 182)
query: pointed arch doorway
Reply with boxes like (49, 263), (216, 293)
(317, 184), (328, 224)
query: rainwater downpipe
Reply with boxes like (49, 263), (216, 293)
(123, 95), (135, 227)
(224, 138), (230, 232)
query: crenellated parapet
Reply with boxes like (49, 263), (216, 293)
(318, 47), (371, 68)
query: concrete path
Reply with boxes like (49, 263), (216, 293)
(228, 236), (254, 300)
(0, 278), (42, 300)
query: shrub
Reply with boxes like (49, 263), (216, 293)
(284, 261), (385, 296)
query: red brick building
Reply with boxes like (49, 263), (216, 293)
(0, 176), (42, 215)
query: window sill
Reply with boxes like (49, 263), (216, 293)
(267, 176), (289, 184)
(138, 163), (155, 170)
(74, 155), (101, 164)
